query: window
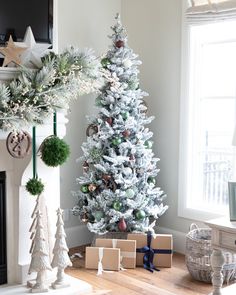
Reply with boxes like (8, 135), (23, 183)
(179, 19), (236, 220)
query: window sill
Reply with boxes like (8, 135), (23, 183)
(178, 206), (228, 222)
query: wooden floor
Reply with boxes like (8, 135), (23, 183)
(65, 246), (227, 295)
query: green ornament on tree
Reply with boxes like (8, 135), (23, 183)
(122, 112), (129, 120)
(148, 176), (156, 185)
(113, 201), (122, 211)
(112, 137), (122, 146)
(125, 188), (135, 198)
(41, 135), (70, 167)
(26, 178), (44, 196)
(94, 210), (104, 221)
(144, 140), (153, 149)
(101, 57), (111, 68)
(135, 209), (146, 220)
(81, 184), (89, 193)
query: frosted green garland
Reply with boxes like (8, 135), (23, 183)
(0, 48), (101, 131)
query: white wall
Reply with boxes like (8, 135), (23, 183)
(122, 0), (195, 247)
(58, 0), (121, 246)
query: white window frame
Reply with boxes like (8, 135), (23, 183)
(178, 0), (232, 221)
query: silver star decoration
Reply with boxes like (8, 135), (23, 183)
(16, 26), (51, 68)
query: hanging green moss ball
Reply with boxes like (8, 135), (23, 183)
(26, 178), (44, 196)
(135, 209), (146, 220)
(41, 136), (70, 167)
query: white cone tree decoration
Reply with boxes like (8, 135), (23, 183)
(28, 211), (52, 293)
(51, 208), (72, 289)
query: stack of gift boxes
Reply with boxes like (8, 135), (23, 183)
(85, 232), (173, 273)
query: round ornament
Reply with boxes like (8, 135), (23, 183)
(112, 137), (122, 146)
(113, 201), (122, 211)
(122, 112), (129, 120)
(81, 213), (89, 223)
(26, 178), (44, 196)
(118, 217), (127, 231)
(94, 210), (104, 221)
(125, 188), (135, 198)
(81, 184), (89, 193)
(101, 57), (111, 68)
(115, 40), (125, 48)
(135, 209), (146, 220)
(148, 177), (156, 185)
(144, 140), (153, 149)
(40, 135), (70, 167)
(122, 130), (131, 138)
(6, 131), (32, 158)
(106, 117), (113, 126)
(123, 167), (133, 176)
(88, 183), (97, 192)
(123, 59), (132, 68)
(102, 174), (111, 181)
(83, 161), (89, 173)
(86, 124), (99, 137)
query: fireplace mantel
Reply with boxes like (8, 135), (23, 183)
(0, 68), (68, 285)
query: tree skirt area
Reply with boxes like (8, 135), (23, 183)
(0, 275), (92, 295)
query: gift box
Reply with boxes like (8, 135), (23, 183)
(127, 232), (173, 271)
(96, 238), (136, 269)
(85, 246), (120, 272)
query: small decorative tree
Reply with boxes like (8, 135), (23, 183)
(28, 211), (52, 293)
(51, 208), (72, 289)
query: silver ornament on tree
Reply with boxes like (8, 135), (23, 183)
(51, 208), (72, 289)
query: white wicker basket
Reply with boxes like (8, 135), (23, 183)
(186, 223), (236, 283)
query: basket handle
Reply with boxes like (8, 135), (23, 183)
(189, 223), (199, 231)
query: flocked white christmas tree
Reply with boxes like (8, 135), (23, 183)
(28, 211), (52, 293)
(73, 14), (168, 234)
(51, 208), (72, 289)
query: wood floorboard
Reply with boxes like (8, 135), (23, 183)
(66, 247), (234, 295)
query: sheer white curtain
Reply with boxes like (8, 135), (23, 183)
(186, 0), (236, 23)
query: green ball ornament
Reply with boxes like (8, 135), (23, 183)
(122, 112), (129, 120)
(113, 201), (122, 211)
(112, 137), (122, 146)
(26, 178), (44, 196)
(126, 188), (135, 198)
(94, 210), (104, 221)
(148, 177), (156, 185)
(41, 136), (70, 167)
(101, 57), (111, 68)
(81, 184), (89, 193)
(135, 209), (146, 220)
(144, 140), (153, 149)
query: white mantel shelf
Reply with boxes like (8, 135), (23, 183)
(0, 67), (20, 81)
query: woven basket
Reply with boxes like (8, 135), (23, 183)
(186, 223), (236, 283)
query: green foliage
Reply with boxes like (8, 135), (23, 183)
(41, 136), (70, 167)
(26, 178), (44, 196)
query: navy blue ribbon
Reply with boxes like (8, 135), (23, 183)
(136, 232), (172, 273)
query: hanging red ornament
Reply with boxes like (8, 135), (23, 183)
(122, 130), (131, 138)
(106, 117), (113, 126)
(83, 161), (89, 173)
(118, 217), (127, 232)
(115, 40), (125, 48)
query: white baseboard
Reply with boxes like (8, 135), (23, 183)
(65, 224), (94, 249)
(157, 226), (186, 254)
